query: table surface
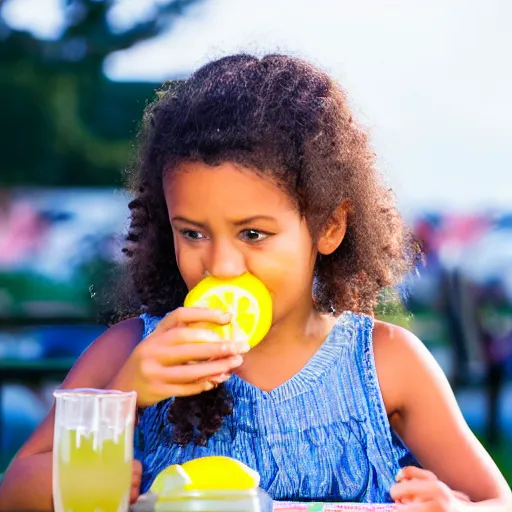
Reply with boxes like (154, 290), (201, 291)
(273, 503), (397, 512)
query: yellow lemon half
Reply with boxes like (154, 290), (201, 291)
(181, 456), (260, 491)
(184, 273), (272, 348)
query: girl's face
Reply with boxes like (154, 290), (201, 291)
(164, 161), (320, 325)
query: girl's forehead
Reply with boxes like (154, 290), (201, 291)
(164, 161), (297, 214)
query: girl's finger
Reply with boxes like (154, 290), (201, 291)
(395, 503), (433, 512)
(154, 307), (231, 334)
(452, 490), (471, 502)
(132, 459), (142, 477)
(201, 372), (232, 385)
(151, 379), (224, 398)
(149, 339), (250, 365)
(130, 460), (142, 504)
(390, 479), (451, 503)
(130, 487), (140, 504)
(130, 485), (141, 504)
(161, 327), (226, 345)
(152, 355), (244, 384)
(396, 466), (438, 482)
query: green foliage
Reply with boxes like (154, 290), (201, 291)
(375, 287), (413, 328)
(0, 0), (199, 186)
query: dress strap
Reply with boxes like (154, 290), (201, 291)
(139, 312), (163, 339)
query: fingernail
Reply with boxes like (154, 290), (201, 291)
(230, 355), (244, 366)
(212, 374), (231, 384)
(232, 341), (251, 353)
(220, 312), (231, 323)
(396, 469), (404, 481)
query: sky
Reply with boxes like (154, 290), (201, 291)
(3, 0), (512, 214)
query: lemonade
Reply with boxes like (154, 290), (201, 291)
(52, 389), (136, 512)
(56, 428), (132, 512)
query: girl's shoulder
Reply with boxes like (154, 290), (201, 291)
(372, 319), (424, 359)
(59, 317), (144, 390)
(371, 320), (436, 418)
(371, 319), (463, 435)
(99, 316), (145, 348)
(372, 320), (437, 381)
(80, 316), (144, 361)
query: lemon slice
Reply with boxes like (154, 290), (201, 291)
(150, 464), (192, 498)
(181, 456), (260, 490)
(184, 273), (272, 348)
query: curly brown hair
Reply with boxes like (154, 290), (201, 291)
(119, 53), (420, 446)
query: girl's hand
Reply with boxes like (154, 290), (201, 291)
(113, 307), (249, 407)
(130, 459), (143, 504)
(390, 466), (471, 511)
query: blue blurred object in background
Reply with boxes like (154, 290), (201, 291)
(0, 385), (48, 470)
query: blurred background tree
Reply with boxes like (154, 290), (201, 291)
(0, 0), (199, 186)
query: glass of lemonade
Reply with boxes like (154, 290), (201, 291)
(52, 388), (137, 512)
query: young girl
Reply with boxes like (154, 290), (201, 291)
(0, 54), (510, 511)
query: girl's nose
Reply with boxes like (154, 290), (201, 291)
(207, 240), (246, 280)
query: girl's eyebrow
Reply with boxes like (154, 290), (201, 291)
(170, 215), (277, 227)
(232, 215), (277, 226)
(171, 216), (206, 228)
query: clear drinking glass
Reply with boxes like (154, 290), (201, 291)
(52, 388), (137, 512)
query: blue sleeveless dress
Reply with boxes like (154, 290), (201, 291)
(134, 311), (418, 503)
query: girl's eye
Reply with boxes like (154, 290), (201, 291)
(240, 229), (269, 242)
(181, 230), (206, 241)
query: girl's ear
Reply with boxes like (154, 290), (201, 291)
(317, 200), (350, 256)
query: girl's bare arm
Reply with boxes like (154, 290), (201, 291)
(0, 317), (143, 512)
(374, 321), (511, 510)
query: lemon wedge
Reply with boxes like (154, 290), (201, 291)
(181, 456), (260, 491)
(150, 464), (192, 497)
(184, 273), (272, 348)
